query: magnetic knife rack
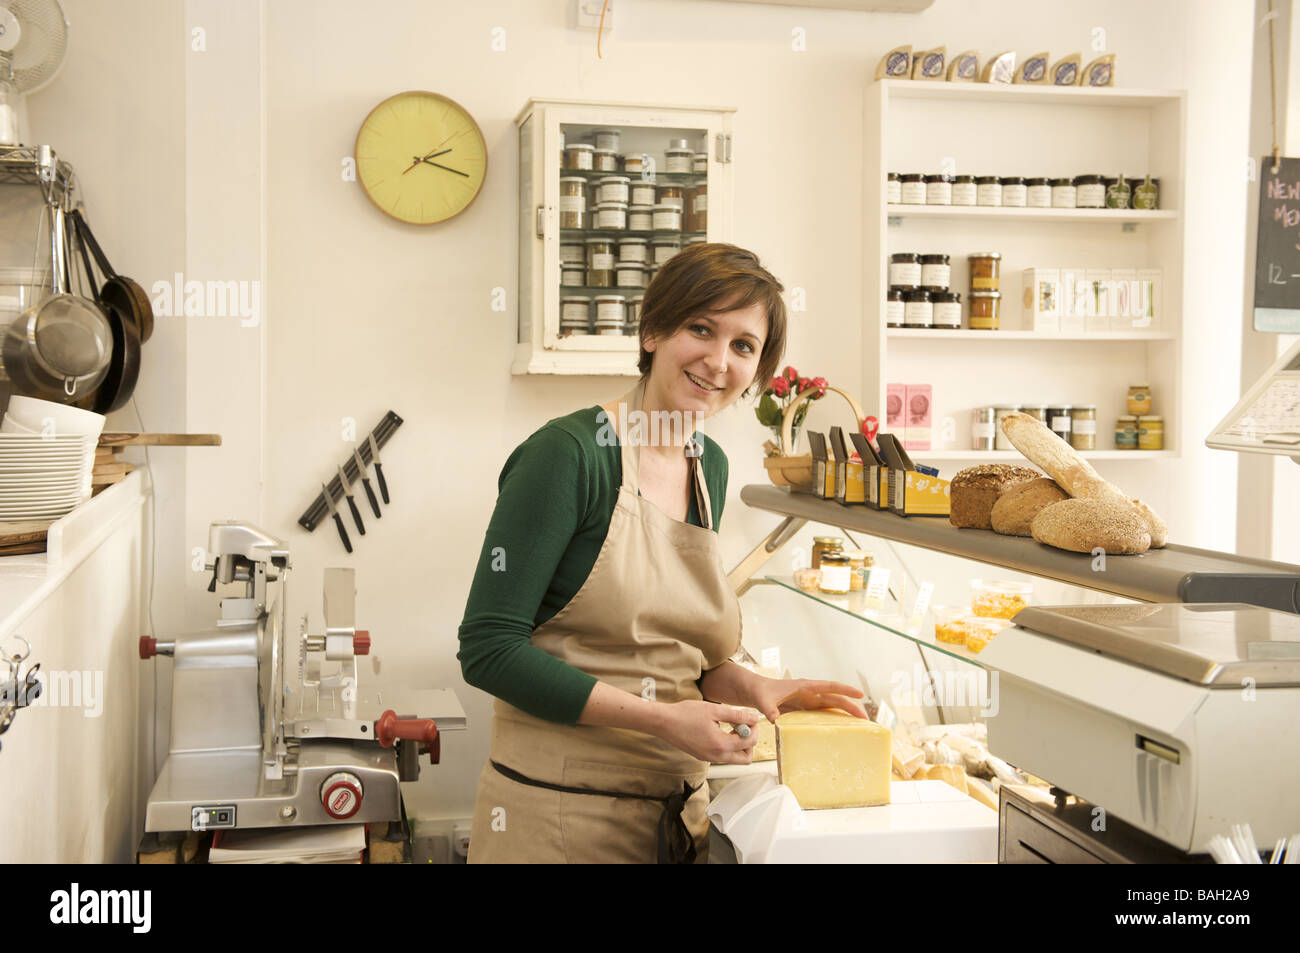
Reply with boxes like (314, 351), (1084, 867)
(298, 411), (403, 532)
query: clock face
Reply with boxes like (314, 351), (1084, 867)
(354, 91), (488, 225)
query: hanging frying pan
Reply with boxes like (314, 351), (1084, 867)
(67, 208), (154, 344)
(69, 210), (140, 414)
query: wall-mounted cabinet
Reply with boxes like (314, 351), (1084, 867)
(864, 81), (1186, 460)
(513, 99), (735, 376)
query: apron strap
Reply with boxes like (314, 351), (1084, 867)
(491, 760), (701, 864)
(689, 443), (713, 530)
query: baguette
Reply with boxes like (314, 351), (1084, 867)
(1030, 498), (1151, 554)
(1001, 412), (1167, 547)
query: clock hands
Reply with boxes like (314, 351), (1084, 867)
(418, 157), (469, 177)
(402, 146), (453, 175)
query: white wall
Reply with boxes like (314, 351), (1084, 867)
(17, 0), (1262, 832)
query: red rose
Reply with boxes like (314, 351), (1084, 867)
(797, 377), (810, 392)
(811, 376), (828, 397)
(784, 365), (798, 383)
(772, 377), (789, 398)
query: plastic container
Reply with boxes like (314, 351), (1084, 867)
(964, 617), (1012, 653)
(794, 567), (822, 592)
(970, 579), (1033, 619)
(934, 605), (973, 645)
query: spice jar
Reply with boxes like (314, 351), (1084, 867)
(811, 536), (844, 569)
(1047, 405), (1072, 443)
(886, 288), (906, 328)
(630, 181), (657, 206)
(593, 203), (627, 230)
(1050, 178), (1076, 208)
(623, 153), (650, 175)
(559, 177), (587, 229)
(973, 406), (997, 451)
(900, 173), (926, 204)
(844, 551), (873, 591)
(686, 184), (707, 231)
(616, 263), (647, 288)
(818, 553), (852, 594)
(904, 289), (933, 328)
(618, 238), (649, 264)
(585, 238), (615, 286)
(665, 139), (694, 173)
(1133, 175), (1159, 210)
(968, 252), (1001, 291)
(560, 242), (585, 264)
(925, 173), (953, 205)
(652, 204), (681, 231)
(627, 205), (654, 231)
(1137, 415), (1164, 450)
(657, 184), (684, 209)
(931, 291), (962, 328)
(693, 152), (707, 173)
(887, 172), (902, 204)
(1127, 383), (1152, 415)
(1074, 174), (1104, 208)
(560, 296), (591, 335)
(993, 406), (1019, 450)
(593, 149), (619, 172)
(597, 176), (631, 205)
(1104, 176), (1132, 209)
(651, 238), (681, 264)
(919, 253), (951, 289)
(563, 143), (595, 170)
(594, 294), (626, 335)
(1000, 176), (1027, 207)
(976, 176), (1002, 207)
(1116, 414), (1139, 449)
(626, 295), (643, 332)
(969, 290), (1001, 330)
(1020, 405), (1047, 425)
(889, 253), (922, 288)
(1070, 405), (1097, 450)
(595, 129), (621, 152)
(561, 264), (585, 286)
(1024, 177), (1051, 208)
(951, 174), (977, 206)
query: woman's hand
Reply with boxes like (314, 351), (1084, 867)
(655, 701), (760, 764)
(748, 678), (869, 725)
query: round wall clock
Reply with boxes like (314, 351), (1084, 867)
(354, 91), (488, 225)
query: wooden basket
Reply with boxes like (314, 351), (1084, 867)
(763, 385), (867, 490)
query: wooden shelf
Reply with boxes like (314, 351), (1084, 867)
(886, 205), (1177, 223)
(887, 329), (1176, 341)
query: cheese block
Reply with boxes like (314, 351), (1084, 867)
(1082, 54), (1116, 87)
(1013, 52), (1049, 84)
(910, 46), (945, 81)
(981, 51), (1016, 84)
(1050, 53), (1081, 85)
(947, 50), (979, 82)
(892, 738), (926, 779)
(875, 45), (913, 80)
(776, 709), (891, 809)
(922, 763), (969, 795)
(966, 777), (999, 812)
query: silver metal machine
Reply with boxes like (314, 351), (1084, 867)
(142, 520), (465, 833)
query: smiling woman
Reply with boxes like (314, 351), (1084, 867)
(458, 242), (867, 864)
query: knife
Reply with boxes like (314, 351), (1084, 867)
(337, 465), (365, 536)
(368, 432), (390, 503)
(322, 482), (353, 553)
(352, 445), (382, 519)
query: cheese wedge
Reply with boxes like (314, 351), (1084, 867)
(1013, 52), (1049, 84)
(1082, 54), (1116, 87)
(910, 46), (946, 81)
(947, 50), (979, 82)
(981, 51), (1016, 84)
(923, 763), (969, 795)
(777, 710), (891, 809)
(875, 45), (913, 80)
(1050, 53), (1081, 85)
(892, 738), (925, 779)
(966, 777), (999, 812)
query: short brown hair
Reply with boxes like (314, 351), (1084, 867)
(637, 243), (786, 398)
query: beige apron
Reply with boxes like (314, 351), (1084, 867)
(467, 380), (743, 864)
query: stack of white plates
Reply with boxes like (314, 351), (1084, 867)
(0, 433), (96, 521)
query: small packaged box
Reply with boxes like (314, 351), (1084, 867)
(887, 383), (906, 433)
(904, 384), (932, 451)
(807, 431), (833, 500)
(1134, 268), (1161, 330)
(877, 436), (950, 517)
(1061, 268), (1087, 332)
(1022, 268), (1061, 332)
(1085, 268), (1111, 331)
(830, 427), (864, 505)
(850, 432), (887, 510)
(1108, 268), (1136, 330)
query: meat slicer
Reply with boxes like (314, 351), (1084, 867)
(142, 520), (465, 832)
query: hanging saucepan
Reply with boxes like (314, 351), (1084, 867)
(68, 210), (140, 413)
(67, 209), (153, 344)
(1, 203), (113, 402)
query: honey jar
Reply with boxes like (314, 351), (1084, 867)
(1137, 415), (1164, 450)
(818, 553), (852, 594)
(968, 252), (1001, 292)
(969, 290), (1001, 330)
(1127, 383), (1152, 415)
(811, 536), (844, 569)
(844, 550), (874, 591)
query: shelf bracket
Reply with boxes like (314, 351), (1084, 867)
(727, 516), (804, 597)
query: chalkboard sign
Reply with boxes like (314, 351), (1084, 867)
(1255, 156), (1300, 332)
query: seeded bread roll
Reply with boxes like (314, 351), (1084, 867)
(1030, 498), (1151, 554)
(949, 464), (1041, 529)
(1000, 411), (1168, 548)
(990, 477), (1069, 537)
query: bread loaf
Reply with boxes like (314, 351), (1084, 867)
(1030, 498), (1151, 554)
(990, 477), (1069, 537)
(1000, 412), (1168, 548)
(949, 464), (1040, 529)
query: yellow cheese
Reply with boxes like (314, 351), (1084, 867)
(923, 763), (969, 795)
(947, 50), (979, 82)
(966, 777), (999, 812)
(875, 45), (913, 80)
(910, 46), (946, 81)
(981, 51), (1016, 84)
(1050, 53), (1081, 85)
(776, 710), (891, 809)
(891, 738), (925, 779)
(1013, 52), (1049, 84)
(1082, 54), (1116, 87)
(717, 712), (777, 761)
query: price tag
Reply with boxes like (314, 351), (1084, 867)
(907, 581), (935, 634)
(864, 566), (890, 610)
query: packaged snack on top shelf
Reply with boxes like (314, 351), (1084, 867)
(948, 50), (979, 81)
(1051, 53), (1081, 85)
(876, 45), (913, 79)
(1013, 52), (1049, 84)
(911, 46), (946, 81)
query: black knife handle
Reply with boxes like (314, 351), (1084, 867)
(361, 477), (381, 518)
(345, 494), (365, 535)
(332, 513), (353, 553)
(375, 462), (390, 503)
